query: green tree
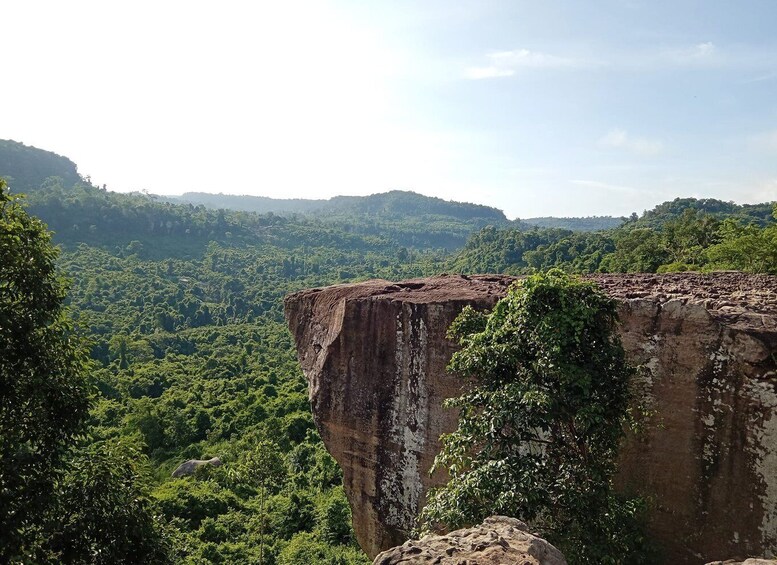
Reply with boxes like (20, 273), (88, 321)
(238, 441), (288, 565)
(661, 209), (720, 266)
(0, 179), (91, 560)
(599, 228), (668, 272)
(705, 218), (777, 273)
(318, 487), (355, 545)
(421, 270), (648, 564)
(40, 439), (172, 564)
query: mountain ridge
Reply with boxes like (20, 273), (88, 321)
(169, 190), (508, 223)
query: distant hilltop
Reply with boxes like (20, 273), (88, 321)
(2, 138), (773, 235)
(170, 191), (631, 232)
(0, 139), (80, 192)
(169, 190), (508, 223)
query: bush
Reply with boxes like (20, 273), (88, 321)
(422, 270), (651, 564)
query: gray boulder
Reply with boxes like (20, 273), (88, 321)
(171, 456), (222, 477)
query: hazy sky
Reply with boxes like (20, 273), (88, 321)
(3, 1), (777, 218)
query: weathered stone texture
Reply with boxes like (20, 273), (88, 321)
(706, 560), (777, 565)
(373, 516), (567, 565)
(284, 275), (513, 555)
(284, 273), (777, 564)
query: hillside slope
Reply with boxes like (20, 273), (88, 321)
(0, 139), (80, 192)
(172, 190), (506, 222)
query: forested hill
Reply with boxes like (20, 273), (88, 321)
(171, 190), (507, 222)
(0, 140), (516, 250)
(166, 190), (516, 250)
(523, 216), (624, 231)
(453, 200), (777, 275)
(0, 139), (80, 192)
(632, 197), (775, 228)
(171, 192), (323, 215)
(520, 198), (773, 232)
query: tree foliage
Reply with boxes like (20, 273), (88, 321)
(0, 179), (91, 560)
(422, 270), (649, 564)
(455, 202), (777, 275)
(38, 439), (172, 564)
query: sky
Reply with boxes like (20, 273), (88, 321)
(2, 0), (777, 218)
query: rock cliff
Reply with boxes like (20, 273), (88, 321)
(284, 273), (777, 563)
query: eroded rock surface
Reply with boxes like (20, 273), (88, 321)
(706, 560), (777, 565)
(284, 273), (777, 563)
(373, 516), (567, 565)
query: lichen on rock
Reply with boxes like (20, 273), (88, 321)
(373, 516), (567, 565)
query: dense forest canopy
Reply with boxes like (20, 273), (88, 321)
(171, 189), (507, 222)
(168, 189), (517, 250)
(1, 139), (776, 563)
(454, 205), (777, 275)
(633, 197), (775, 228)
(522, 216), (624, 231)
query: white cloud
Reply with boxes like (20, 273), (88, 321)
(651, 41), (718, 68)
(464, 48), (583, 79)
(464, 66), (516, 79)
(599, 128), (664, 156)
(490, 49), (577, 68)
(631, 41), (777, 71)
(749, 130), (777, 154)
(744, 71), (777, 83)
(464, 41), (749, 80)
(692, 41), (716, 58)
(570, 179), (640, 193)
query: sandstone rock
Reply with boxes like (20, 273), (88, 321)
(707, 557), (777, 565)
(285, 275), (513, 556)
(284, 273), (777, 563)
(171, 456), (222, 477)
(373, 516), (567, 565)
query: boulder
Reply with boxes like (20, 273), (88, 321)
(171, 456), (222, 477)
(373, 516), (567, 565)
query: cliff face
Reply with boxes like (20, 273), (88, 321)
(284, 276), (514, 555)
(284, 273), (777, 563)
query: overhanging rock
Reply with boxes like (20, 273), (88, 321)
(285, 273), (777, 563)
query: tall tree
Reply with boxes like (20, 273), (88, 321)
(40, 439), (172, 564)
(0, 179), (91, 560)
(238, 441), (288, 565)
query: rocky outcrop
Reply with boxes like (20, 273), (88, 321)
(284, 273), (777, 563)
(171, 456), (222, 477)
(706, 560), (777, 565)
(285, 275), (513, 556)
(373, 516), (567, 565)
